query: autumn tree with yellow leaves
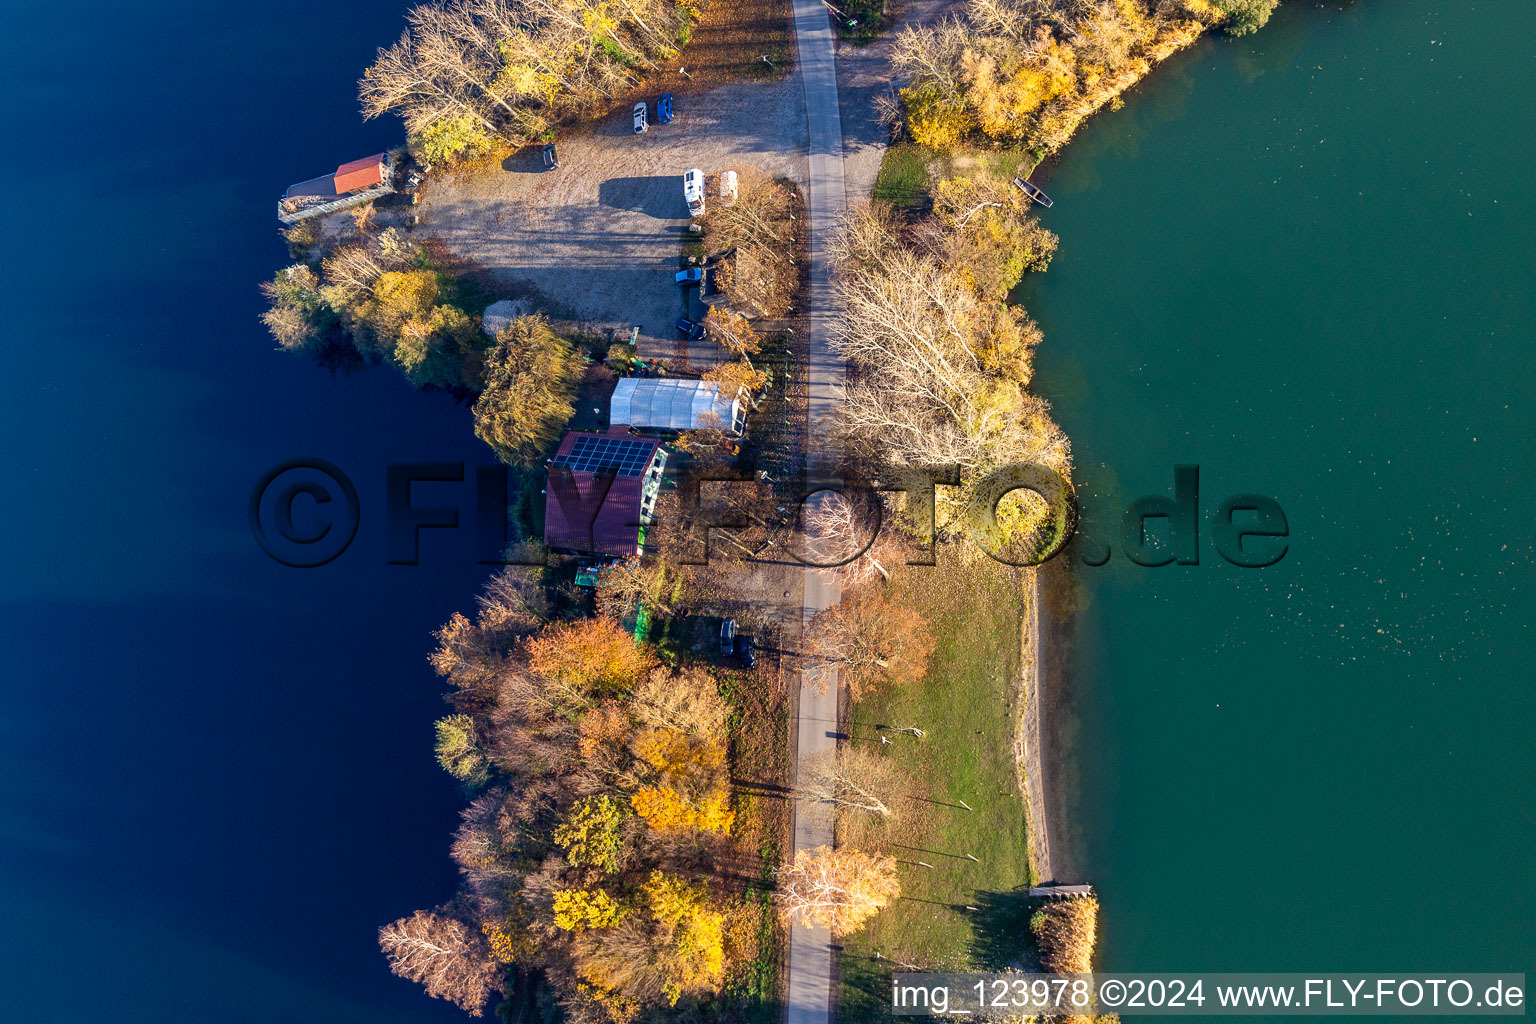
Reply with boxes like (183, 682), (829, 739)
(555, 796), (629, 873)
(892, 0), (1232, 153)
(626, 672), (734, 834)
(775, 846), (901, 936)
(702, 359), (770, 400)
(261, 228), (491, 390)
(473, 314), (584, 465)
(574, 872), (726, 1006)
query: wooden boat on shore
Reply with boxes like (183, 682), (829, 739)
(1013, 175), (1054, 208)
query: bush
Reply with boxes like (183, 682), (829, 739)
(1212, 0), (1278, 35)
(902, 84), (973, 151)
(1030, 897), (1098, 973)
(416, 114), (496, 164)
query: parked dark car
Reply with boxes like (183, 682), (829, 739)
(657, 93), (674, 124)
(720, 617), (737, 656)
(735, 633), (756, 669)
(676, 317), (705, 341)
(541, 143), (559, 169)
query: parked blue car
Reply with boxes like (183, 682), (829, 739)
(675, 267), (703, 285)
(675, 317), (705, 341)
(657, 93), (674, 124)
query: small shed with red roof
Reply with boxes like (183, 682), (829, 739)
(333, 153), (387, 194)
(279, 151), (397, 223)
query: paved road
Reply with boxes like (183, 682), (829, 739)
(787, 0), (847, 1022)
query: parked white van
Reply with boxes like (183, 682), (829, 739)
(683, 168), (706, 217)
(719, 169), (738, 207)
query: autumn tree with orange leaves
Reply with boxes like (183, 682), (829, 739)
(802, 589), (936, 698)
(523, 616), (656, 699)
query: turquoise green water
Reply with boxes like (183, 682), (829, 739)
(1017, 0), (1536, 986)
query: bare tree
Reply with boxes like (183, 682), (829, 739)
(259, 303), (314, 351)
(360, 28), (505, 140)
(379, 905), (505, 1015)
(828, 204), (1073, 551)
(593, 554), (671, 620)
(775, 846), (901, 935)
(796, 748), (906, 818)
(890, 19), (971, 101)
(964, 0), (1049, 38)
(701, 168), (799, 316)
(477, 561), (553, 639)
(800, 489), (898, 590)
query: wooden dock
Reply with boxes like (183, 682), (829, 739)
(1028, 883), (1096, 898)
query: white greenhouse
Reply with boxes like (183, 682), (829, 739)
(609, 378), (745, 434)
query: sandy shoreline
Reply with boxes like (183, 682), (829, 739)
(1018, 562), (1077, 885)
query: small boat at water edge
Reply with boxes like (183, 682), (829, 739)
(1013, 175), (1054, 208)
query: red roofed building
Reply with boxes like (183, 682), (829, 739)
(544, 428), (667, 557)
(333, 153), (387, 193)
(279, 150), (398, 223)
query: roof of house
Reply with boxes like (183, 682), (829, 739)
(333, 153), (387, 193)
(610, 378), (739, 432)
(284, 173), (340, 202)
(544, 428), (664, 556)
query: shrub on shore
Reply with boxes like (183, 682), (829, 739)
(1031, 896), (1099, 974)
(1211, 0), (1278, 35)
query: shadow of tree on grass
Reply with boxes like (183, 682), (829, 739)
(970, 888), (1044, 971)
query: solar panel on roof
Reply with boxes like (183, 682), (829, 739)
(551, 435), (655, 477)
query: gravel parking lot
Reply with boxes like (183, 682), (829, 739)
(418, 78), (808, 366)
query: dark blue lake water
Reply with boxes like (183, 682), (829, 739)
(0, 2), (494, 1019)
